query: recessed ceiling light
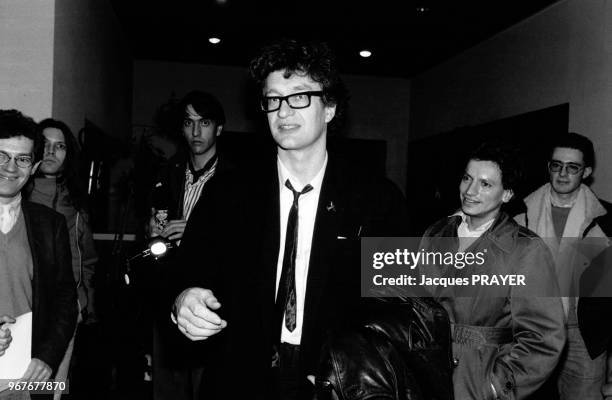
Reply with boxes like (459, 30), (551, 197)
(359, 50), (372, 58)
(209, 37), (221, 44)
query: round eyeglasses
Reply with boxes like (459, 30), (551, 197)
(260, 91), (324, 113)
(0, 151), (33, 169)
(548, 160), (584, 175)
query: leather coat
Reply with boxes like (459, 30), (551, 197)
(314, 297), (453, 400)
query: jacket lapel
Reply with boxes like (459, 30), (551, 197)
(301, 159), (343, 349)
(171, 161), (186, 219)
(21, 202), (41, 325)
(260, 161), (281, 323)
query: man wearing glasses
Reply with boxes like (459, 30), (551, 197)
(0, 109), (77, 398)
(515, 132), (612, 399)
(171, 39), (407, 400)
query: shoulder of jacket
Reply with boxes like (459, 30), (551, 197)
(424, 216), (457, 236)
(22, 201), (65, 224)
(516, 224), (539, 239)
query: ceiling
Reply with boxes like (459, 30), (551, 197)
(111, 0), (560, 78)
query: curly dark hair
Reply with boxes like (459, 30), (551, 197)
(36, 118), (89, 212)
(0, 109), (43, 160)
(249, 39), (348, 133)
(468, 142), (523, 193)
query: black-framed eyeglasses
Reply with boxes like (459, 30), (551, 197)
(0, 151), (33, 169)
(260, 91), (324, 113)
(548, 160), (584, 175)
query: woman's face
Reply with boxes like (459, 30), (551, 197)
(40, 127), (67, 177)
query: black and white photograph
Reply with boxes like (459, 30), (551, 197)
(2, 0), (612, 399)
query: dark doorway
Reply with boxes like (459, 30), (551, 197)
(406, 103), (569, 235)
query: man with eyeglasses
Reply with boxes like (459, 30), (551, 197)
(515, 132), (612, 399)
(0, 109), (77, 399)
(171, 39), (408, 400)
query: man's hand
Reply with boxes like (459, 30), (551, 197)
(161, 219), (187, 241)
(21, 358), (52, 382)
(0, 315), (15, 356)
(174, 288), (227, 341)
(148, 215), (162, 237)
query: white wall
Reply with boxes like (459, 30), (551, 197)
(411, 0), (612, 200)
(0, 0), (55, 119)
(53, 0), (132, 139)
(132, 61), (411, 192)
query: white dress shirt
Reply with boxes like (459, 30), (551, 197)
(275, 153), (328, 345)
(454, 211), (496, 252)
(0, 193), (22, 234)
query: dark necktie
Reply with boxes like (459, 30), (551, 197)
(276, 179), (313, 333)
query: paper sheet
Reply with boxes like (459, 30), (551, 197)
(0, 312), (32, 390)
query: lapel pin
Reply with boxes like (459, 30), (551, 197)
(326, 201), (336, 212)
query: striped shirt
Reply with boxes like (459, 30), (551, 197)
(182, 157), (218, 222)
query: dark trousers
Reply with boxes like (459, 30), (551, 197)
(152, 319), (204, 400)
(272, 343), (302, 400)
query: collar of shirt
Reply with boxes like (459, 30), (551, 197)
(185, 154), (219, 184)
(277, 152), (328, 193)
(451, 210), (495, 238)
(186, 154), (218, 183)
(549, 186), (577, 208)
(0, 193), (22, 234)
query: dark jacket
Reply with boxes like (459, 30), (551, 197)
(150, 152), (230, 221)
(315, 297), (453, 400)
(150, 152), (231, 368)
(420, 212), (565, 400)
(23, 201), (78, 373)
(26, 177), (98, 319)
(578, 244), (612, 359)
(174, 154), (409, 400)
(577, 199), (612, 359)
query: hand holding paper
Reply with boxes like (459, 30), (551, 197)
(21, 358), (51, 383)
(0, 315), (16, 356)
(0, 312), (32, 380)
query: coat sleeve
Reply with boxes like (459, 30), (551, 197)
(490, 238), (565, 400)
(78, 211), (98, 318)
(35, 215), (78, 372)
(170, 177), (227, 308)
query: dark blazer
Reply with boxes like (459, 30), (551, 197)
(22, 201), (77, 374)
(151, 152), (231, 220)
(175, 154), (408, 399)
(150, 152), (235, 368)
(575, 199), (612, 359)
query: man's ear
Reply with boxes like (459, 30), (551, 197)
(215, 124), (223, 137)
(583, 166), (593, 180)
(324, 104), (336, 124)
(30, 160), (41, 176)
(502, 189), (514, 203)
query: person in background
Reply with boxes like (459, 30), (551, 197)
(420, 142), (565, 399)
(0, 109), (77, 400)
(25, 118), (98, 400)
(515, 132), (612, 399)
(147, 90), (228, 400)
